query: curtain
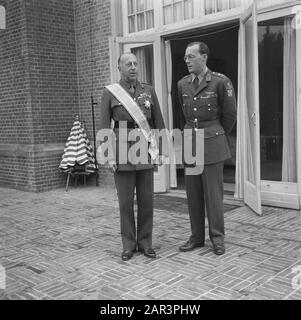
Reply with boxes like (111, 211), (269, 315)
(282, 17), (297, 183)
(165, 40), (177, 188)
(133, 46), (154, 85)
(234, 27), (244, 199)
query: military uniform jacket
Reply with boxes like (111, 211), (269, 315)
(177, 69), (237, 165)
(100, 79), (166, 171)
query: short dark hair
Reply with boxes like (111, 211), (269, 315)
(187, 42), (210, 59)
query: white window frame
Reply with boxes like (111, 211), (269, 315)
(161, 0), (196, 26)
(122, 0), (156, 36)
(203, 0), (242, 15)
(122, 0), (244, 36)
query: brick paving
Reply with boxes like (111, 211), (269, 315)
(0, 185), (300, 300)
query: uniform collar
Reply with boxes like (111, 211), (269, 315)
(190, 68), (211, 83)
(119, 79), (144, 90)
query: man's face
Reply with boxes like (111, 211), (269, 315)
(119, 53), (138, 82)
(184, 44), (207, 75)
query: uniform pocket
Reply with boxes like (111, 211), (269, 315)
(204, 124), (225, 139)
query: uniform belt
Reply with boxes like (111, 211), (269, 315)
(186, 119), (220, 130)
(114, 121), (139, 129)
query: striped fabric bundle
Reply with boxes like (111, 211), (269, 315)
(59, 120), (96, 173)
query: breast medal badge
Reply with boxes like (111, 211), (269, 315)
(138, 92), (151, 109)
(144, 99), (151, 109)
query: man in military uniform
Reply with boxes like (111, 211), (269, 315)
(178, 42), (237, 255)
(99, 53), (166, 261)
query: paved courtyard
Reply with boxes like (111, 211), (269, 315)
(0, 184), (301, 300)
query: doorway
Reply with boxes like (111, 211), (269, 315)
(167, 22), (239, 192)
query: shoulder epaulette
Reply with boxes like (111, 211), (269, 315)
(212, 72), (227, 79)
(212, 72), (228, 80)
(179, 75), (191, 82)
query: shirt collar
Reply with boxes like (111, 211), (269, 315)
(119, 78), (139, 90)
(191, 67), (209, 83)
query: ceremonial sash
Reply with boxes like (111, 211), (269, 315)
(105, 83), (159, 161)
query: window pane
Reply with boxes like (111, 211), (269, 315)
(184, 0), (193, 20)
(174, 2), (183, 22)
(132, 45), (154, 85)
(128, 15), (136, 33)
(258, 18), (297, 182)
(259, 20), (284, 181)
(136, 0), (145, 12)
(229, 0), (241, 9)
(145, 0), (154, 10)
(163, 5), (173, 25)
(163, 0), (173, 5)
(137, 12), (145, 31)
(217, 0), (229, 11)
(146, 10), (154, 29)
(205, 0), (215, 14)
(128, 0), (135, 14)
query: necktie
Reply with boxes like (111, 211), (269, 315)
(192, 77), (199, 91)
(129, 85), (135, 96)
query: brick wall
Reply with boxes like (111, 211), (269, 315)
(0, 0), (115, 192)
(0, 0), (79, 192)
(0, 0), (34, 190)
(74, 0), (114, 188)
(25, 0), (79, 144)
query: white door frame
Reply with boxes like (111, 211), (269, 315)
(296, 6), (301, 208)
(240, 1), (262, 215)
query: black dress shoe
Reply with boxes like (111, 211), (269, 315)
(141, 248), (156, 259)
(179, 240), (204, 252)
(213, 244), (225, 256)
(121, 250), (133, 261)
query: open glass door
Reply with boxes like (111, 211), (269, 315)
(256, 7), (300, 210)
(109, 35), (168, 193)
(240, 1), (262, 215)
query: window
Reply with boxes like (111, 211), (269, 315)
(163, 0), (194, 25)
(204, 0), (241, 15)
(127, 0), (154, 33)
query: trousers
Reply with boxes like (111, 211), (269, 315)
(114, 169), (154, 251)
(185, 162), (225, 245)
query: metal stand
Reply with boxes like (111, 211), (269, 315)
(88, 0), (99, 187)
(91, 95), (99, 186)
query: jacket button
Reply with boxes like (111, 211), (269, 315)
(216, 132), (219, 136)
(194, 97), (197, 101)
(194, 108), (197, 111)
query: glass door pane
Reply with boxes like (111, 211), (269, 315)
(131, 45), (154, 85)
(258, 17), (297, 182)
